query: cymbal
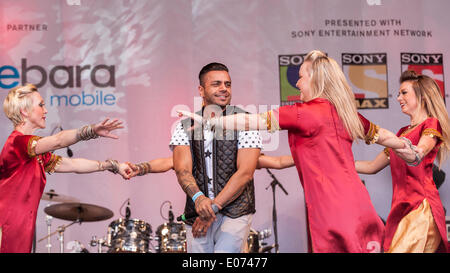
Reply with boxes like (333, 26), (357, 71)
(44, 202), (114, 222)
(41, 189), (79, 203)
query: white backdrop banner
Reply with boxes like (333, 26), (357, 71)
(0, 0), (449, 253)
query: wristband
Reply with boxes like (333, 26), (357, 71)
(192, 191), (204, 203)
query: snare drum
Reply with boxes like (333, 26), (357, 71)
(107, 218), (152, 253)
(154, 222), (187, 253)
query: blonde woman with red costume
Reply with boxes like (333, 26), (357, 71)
(0, 84), (132, 253)
(356, 71), (450, 253)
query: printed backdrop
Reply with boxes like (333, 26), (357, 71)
(1, 0), (449, 253)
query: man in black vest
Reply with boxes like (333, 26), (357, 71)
(170, 63), (262, 252)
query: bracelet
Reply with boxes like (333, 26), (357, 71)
(106, 159), (120, 174)
(76, 124), (99, 141)
(136, 162), (151, 176)
(400, 137), (422, 166)
(406, 151), (423, 166)
(192, 191), (204, 203)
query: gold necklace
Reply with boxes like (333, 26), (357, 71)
(407, 123), (419, 129)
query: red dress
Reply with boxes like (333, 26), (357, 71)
(272, 98), (385, 253)
(384, 118), (448, 252)
(0, 131), (61, 253)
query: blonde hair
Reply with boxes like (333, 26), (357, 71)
(3, 83), (39, 126)
(304, 50), (364, 140)
(400, 70), (450, 166)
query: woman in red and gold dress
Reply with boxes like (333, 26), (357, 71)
(177, 50), (414, 253)
(356, 71), (450, 253)
(0, 84), (132, 253)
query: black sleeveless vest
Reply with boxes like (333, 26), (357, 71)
(180, 106), (256, 225)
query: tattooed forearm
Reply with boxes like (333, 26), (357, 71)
(176, 169), (200, 199)
(219, 188), (244, 208)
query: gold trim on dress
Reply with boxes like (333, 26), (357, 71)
(45, 154), (62, 174)
(383, 148), (391, 159)
(260, 111), (280, 133)
(364, 122), (380, 145)
(422, 128), (443, 141)
(27, 136), (42, 158)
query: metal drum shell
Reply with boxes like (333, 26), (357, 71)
(155, 222), (187, 253)
(107, 218), (152, 253)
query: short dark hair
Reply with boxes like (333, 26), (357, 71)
(198, 62), (229, 86)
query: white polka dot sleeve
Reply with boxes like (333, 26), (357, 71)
(169, 122), (190, 151)
(238, 130), (263, 149)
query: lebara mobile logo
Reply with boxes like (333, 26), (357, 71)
(0, 58), (117, 107)
(278, 54), (305, 106)
(401, 53), (445, 103)
(342, 53), (389, 109)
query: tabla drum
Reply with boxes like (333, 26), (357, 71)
(154, 222), (187, 253)
(107, 218), (152, 253)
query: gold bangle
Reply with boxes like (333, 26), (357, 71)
(106, 159), (119, 174)
(76, 124), (99, 141)
(136, 162), (151, 176)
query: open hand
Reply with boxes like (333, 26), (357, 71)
(93, 118), (124, 139)
(177, 110), (204, 124)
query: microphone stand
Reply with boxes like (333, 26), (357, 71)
(265, 169), (288, 253)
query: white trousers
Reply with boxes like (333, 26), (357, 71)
(185, 213), (253, 253)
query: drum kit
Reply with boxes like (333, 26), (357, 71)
(39, 189), (272, 253)
(39, 190), (187, 253)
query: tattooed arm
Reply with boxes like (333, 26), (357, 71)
(173, 145), (216, 220)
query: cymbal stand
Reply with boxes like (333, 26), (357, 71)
(57, 221), (79, 253)
(45, 213), (53, 253)
(38, 220), (79, 253)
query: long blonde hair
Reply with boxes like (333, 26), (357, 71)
(3, 83), (38, 126)
(304, 50), (364, 140)
(400, 70), (450, 166)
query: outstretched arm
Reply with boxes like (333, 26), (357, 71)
(177, 110), (267, 131)
(355, 151), (390, 174)
(359, 113), (418, 162)
(128, 154), (294, 178)
(128, 157), (174, 177)
(34, 118), (123, 155)
(256, 155), (294, 169)
(376, 128), (406, 149)
(54, 157), (132, 179)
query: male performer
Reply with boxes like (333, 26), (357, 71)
(170, 63), (262, 253)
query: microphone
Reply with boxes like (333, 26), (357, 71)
(51, 125), (74, 157)
(125, 200), (131, 219)
(177, 204), (219, 222)
(59, 126), (74, 157)
(168, 204), (174, 223)
(66, 146), (74, 157)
